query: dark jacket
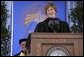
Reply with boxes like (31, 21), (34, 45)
(34, 17), (70, 33)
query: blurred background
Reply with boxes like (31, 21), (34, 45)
(1, 1), (83, 56)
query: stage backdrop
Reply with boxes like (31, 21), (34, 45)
(13, 1), (66, 55)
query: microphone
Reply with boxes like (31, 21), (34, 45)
(54, 20), (60, 32)
(48, 19), (60, 32)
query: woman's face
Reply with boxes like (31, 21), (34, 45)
(46, 6), (56, 18)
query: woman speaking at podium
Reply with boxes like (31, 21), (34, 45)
(34, 2), (70, 33)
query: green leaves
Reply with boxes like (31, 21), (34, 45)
(1, 1), (11, 56)
(69, 1), (83, 33)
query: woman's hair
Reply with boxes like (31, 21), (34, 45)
(44, 2), (57, 14)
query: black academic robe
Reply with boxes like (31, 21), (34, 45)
(34, 17), (70, 33)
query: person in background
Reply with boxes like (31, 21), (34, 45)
(14, 38), (30, 56)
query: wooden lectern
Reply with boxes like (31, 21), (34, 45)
(30, 33), (83, 56)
